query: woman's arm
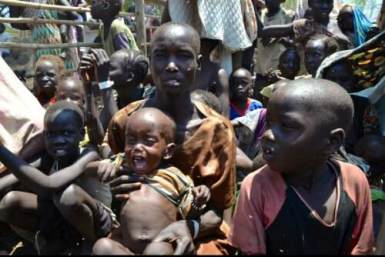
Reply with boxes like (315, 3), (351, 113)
(0, 145), (99, 194)
(261, 23), (294, 39)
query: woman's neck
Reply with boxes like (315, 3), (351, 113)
(152, 91), (195, 123)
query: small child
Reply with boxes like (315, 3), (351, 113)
(277, 47), (300, 80)
(92, 107), (210, 255)
(55, 76), (105, 147)
(355, 134), (385, 243)
(191, 89), (223, 115)
(90, 0), (139, 56)
(55, 75), (86, 108)
(0, 101), (112, 254)
(229, 78), (374, 254)
(337, 5), (380, 48)
(108, 49), (148, 108)
(33, 55), (65, 107)
(254, 0), (294, 77)
(304, 34), (339, 77)
(229, 68), (263, 120)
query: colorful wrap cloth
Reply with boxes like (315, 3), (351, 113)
(317, 31), (385, 135)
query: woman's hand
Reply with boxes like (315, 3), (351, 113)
(152, 220), (195, 255)
(109, 167), (144, 200)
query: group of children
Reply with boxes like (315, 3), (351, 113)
(0, 0), (384, 255)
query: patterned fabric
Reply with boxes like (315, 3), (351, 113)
(317, 32), (385, 135)
(99, 17), (139, 56)
(168, 0), (257, 52)
(112, 156), (195, 219)
(23, 0), (75, 70)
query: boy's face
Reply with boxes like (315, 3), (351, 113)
(35, 60), (59, 97)
(56, 79), (86, 109)
(324, 62), (355, 92)
(125, 115), (172, 175)
(109, 52), (134, 85)
(44, 111), (83, 161)
(309, 0), (333, 22)
(261, 89), (328, 174)
(230, 70), (252, 101)
(150, 27), (199, 96)
(279, 51), (300, 79)
(337, 7), (354, 33)
(305, 39), (327, 77)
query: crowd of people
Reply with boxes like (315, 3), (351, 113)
(0, 0), (384, 255)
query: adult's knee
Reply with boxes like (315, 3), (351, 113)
(92, 238), (116, 255)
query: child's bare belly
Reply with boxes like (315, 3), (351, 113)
(120, 184), (178, 253)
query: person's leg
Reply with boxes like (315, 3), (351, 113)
(53, 184), (106, 243)
(0, 191), (38, 232)
(92, 237), (134, 255)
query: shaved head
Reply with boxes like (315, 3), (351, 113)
(150, 22), (201, 55)
(271, 79), (354, 132)
(126, 107), (176, 143)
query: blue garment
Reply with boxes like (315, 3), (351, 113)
(230, 98), (263, 120)
(353, 7), (376, 47)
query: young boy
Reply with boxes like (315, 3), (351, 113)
(92, 107), (210, 254)
(55, 76), (105, 147)
(355, 135), (385, 244)
(230, 68), (263, 120)
(0, 101), (112, 254)
(91, 0), (138, 56)
(33, 55), (65, 107)
(304, 34), (339, 77)
(229, 78), (374, 254)
(254, 0), (294, 78)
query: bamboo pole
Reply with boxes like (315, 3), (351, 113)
(135, 0), (147, 56)
(0, 0), (90, 12)
(0, 17), (100, 27)
(0, 0), (166, 13)
(0, 42), (102, 49)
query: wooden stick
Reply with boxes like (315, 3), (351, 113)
(0, 0), (166, 13)
(0, 0), (90, 12)
(0, 17), (100, 27)
(0, 42), (102, 49)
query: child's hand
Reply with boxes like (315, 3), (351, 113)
(192, 185), (211, 209)
(97, 159), (118, 183)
